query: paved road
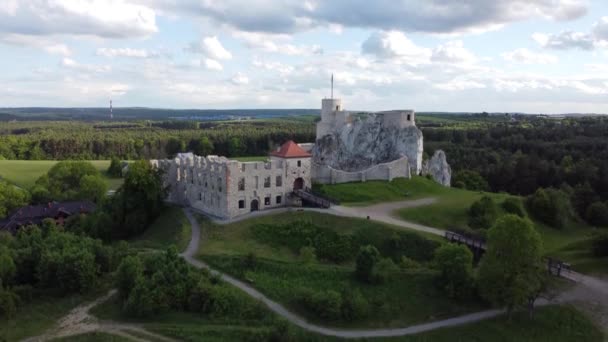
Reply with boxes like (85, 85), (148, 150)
(182, 208), (516, 339)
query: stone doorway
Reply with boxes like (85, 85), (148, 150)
(250, 199), (259, 212)
(293, 177), (304, 191)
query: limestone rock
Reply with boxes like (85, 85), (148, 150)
(422, 150), (451, 187)
(312, 113), (423, 174)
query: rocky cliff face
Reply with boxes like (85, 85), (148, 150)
(422, 150), (451, 187)
(312, 113), (423, 174)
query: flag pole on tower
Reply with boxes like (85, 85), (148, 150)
(331, 73), (334, 99)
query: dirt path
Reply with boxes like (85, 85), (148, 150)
(21, 289), (177, 342)
(182, 208), (560, 339)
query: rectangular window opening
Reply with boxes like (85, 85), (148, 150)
(276, 195), (282, 204)
(238, 200), (245, 209)
(264, 197), (271, 206)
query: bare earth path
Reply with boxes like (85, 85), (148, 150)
(21, 289), (177, 342)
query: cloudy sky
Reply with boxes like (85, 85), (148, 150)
(1, 0), (608, 113)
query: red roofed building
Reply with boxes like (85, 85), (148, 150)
(0, 201), (97, 234)
(270, 140), (312, 159)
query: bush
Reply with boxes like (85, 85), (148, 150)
(116, 256), (143, 299)
(468, 196), (498, 229)
(341, 288), (369, 321)
(592, 233), (608, 257)
(452, 170), (489, 191)
(252, 221), (355, 263)
(299, 246), (316, 264)
(355, 245), (381, 283)
(107, 157), (123, 177)
(372, 258), (399, 284)
(380, 231), (440, 262)
(502, 197), (526, 217)
(0, 284), (18, 319)
(586, 202), (608, 228)
(301, 289), (343, 321)
(399, 256), (421, 269)
(433, 244), (474, 299)
(526, 188), (573, 229)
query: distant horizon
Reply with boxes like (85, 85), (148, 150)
(1, 106), (606, 116)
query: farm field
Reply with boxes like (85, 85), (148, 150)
(0, 160), (123, 190)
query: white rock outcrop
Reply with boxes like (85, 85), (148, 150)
(422, 150), (451, 187)
(312, 113), (423, 175)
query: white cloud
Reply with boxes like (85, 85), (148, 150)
(234, 31), (322, 56)
(533, 31), (595, 50)
(431, 41), (477, 65)
(97, 48), (157, 58)
(231, 73), (250, 85)
(44, 44), (71, 56)
(61, 57), (111, 73)
(502, 48), (558, 64)
(0, 0), (157, 38)
(188, 36), (233, 60)
(435, 79), (486, 91)
(593, 16), (608, 41)
(0, 34), (71, 55)
(361, 31), (431, 65)
(204, 58), (223, 71)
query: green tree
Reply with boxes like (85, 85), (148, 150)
(586, 202), (608, 227)
(433, 244), (474, 298)
(195, 136), (214, 156)
(0, 180), (29, 219)
(116, 256), (144, 299)
(340, 288), (369, 321)
(592, 232), (608, 257)
(355, 245), (381, 283)
(468, 196), (498, 229)
(478, 215), (543, 315)
(0, 246), (16, 284)
(228, 137), (245, 157)
(501, 197), (526, 217)
(78, 174), (107, 203)
(107, 157), (123, 177)
(34, 161), (103, 202)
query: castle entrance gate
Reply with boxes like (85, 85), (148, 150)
(250, 199), (259, 212)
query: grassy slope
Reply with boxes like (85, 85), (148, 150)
(197, 211), (487, 328)
(384, 305), (603, 342)
(232, 156), (268, 162)
(314, 176), (453, 205)
(0, 160), (123, 190)
(129, 206), (192, 252)
(318, 177), (606, 274)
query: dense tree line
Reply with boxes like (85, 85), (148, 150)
(0, 120), (315, 160)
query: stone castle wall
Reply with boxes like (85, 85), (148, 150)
(312, 156), (411, 184)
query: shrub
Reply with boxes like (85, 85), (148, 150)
(502, 197), (526, 217)
(124, 276), (157, 317)
(592, 232), (608, 257)
(433, 244), (474, 299)
(399, 256), (421, 269)
(0, 284), (18, 319)
(452, 170), (489, 191)
(242, 252), (258, 270)
(341, 288), (369, 321)
(355, 245), (381, 283)
(526, 188), (573, 229)
(372, 258), (399, 284)
(299, 246), (316, 264)
(381, 231), (440, 262)
(468, 196), (498, 229)
(586, 202), (608, 228)
(107, 157), (123, 177)
(308, 290), (343, 320)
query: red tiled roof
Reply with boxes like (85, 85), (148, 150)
(270, 140), (312, 158)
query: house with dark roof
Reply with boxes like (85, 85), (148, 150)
(0, 201), (97, 233)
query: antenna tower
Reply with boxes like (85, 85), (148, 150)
(110, 99), (113, 120)
(331, 73), (334, 99)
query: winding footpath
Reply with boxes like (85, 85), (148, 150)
(182, 208), (545, 339)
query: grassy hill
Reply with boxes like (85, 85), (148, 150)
(317, 177), (607, 275)
(0, 160), (123, 190)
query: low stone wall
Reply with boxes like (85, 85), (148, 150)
(312, 156), (411, 184)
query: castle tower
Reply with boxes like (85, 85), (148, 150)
(316, 74), (345, 139)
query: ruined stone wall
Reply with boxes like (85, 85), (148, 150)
(312, 156), (411, 184)
(151, 154), (312, 220)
